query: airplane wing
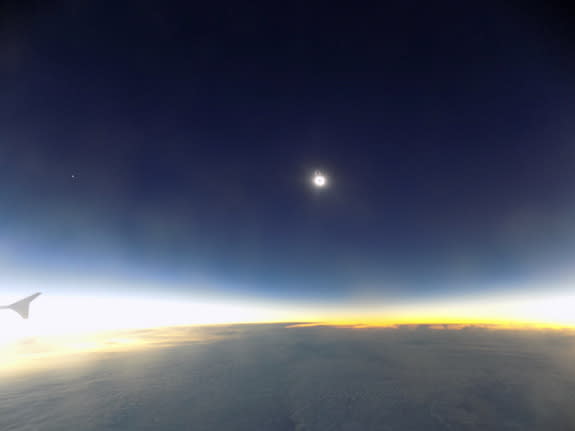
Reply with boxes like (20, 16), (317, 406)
(1, 293), (42, 319)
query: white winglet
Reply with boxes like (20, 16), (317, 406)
(0, 293), (42, 319)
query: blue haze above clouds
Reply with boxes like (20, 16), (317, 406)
(2, 324), (575, 431)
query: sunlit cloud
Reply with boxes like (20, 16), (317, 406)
(2, 275), (575, 376)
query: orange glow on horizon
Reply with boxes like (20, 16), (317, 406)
(2, 284), (575, 376)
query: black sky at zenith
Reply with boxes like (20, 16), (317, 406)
(1, 0), (575, 301)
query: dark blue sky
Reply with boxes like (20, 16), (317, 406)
(1, 0), (575, 302)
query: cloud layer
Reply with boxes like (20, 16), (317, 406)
(2, 324), (575, 430)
